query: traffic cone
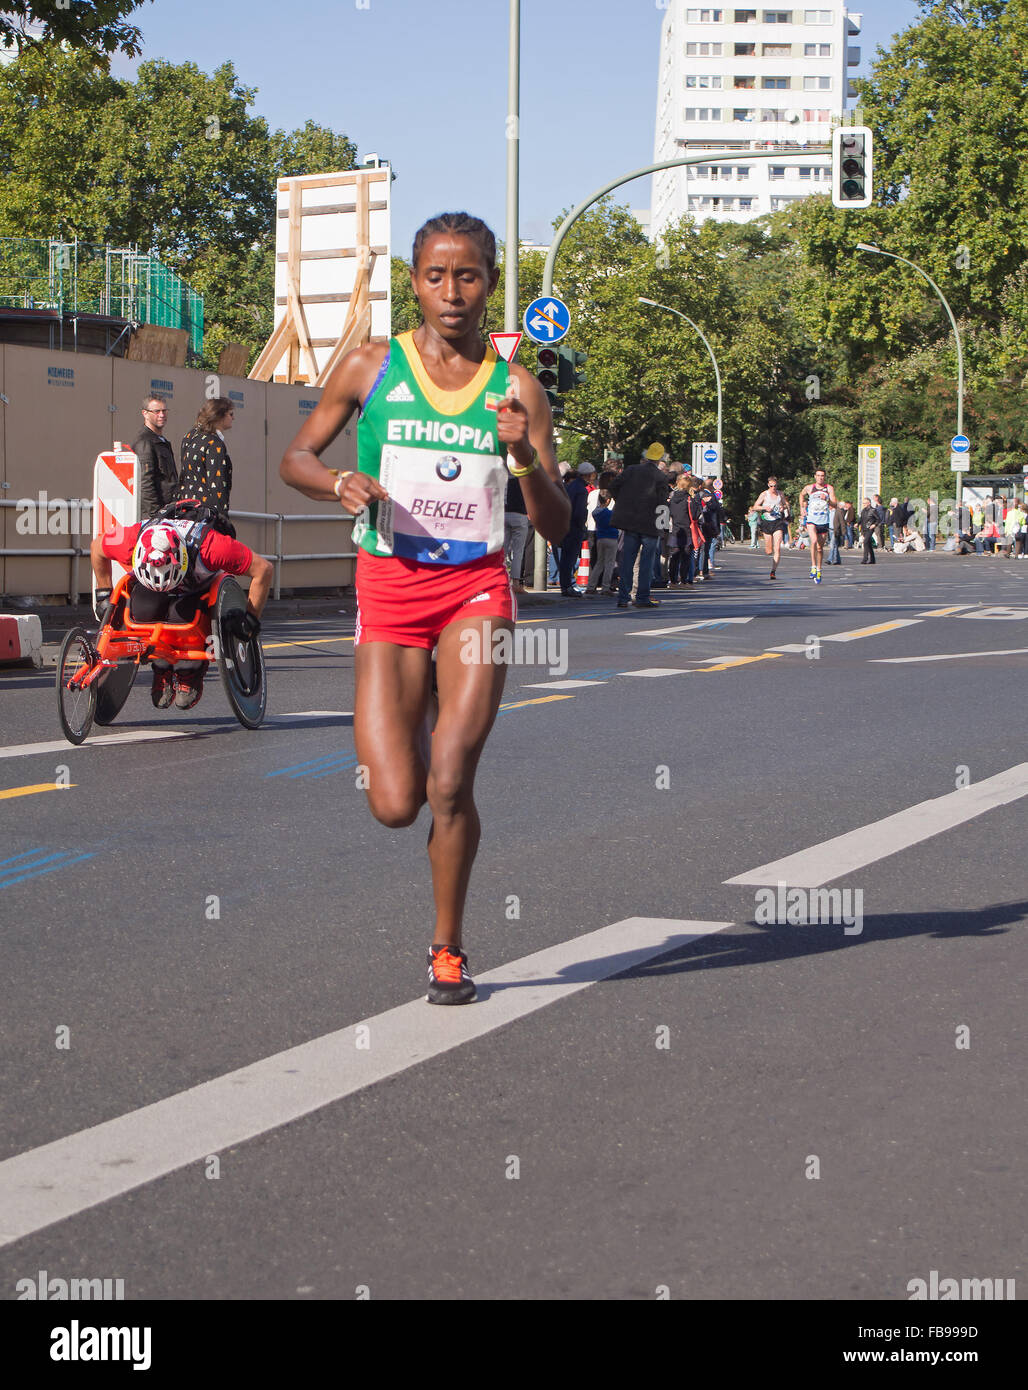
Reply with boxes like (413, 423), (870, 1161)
(576, 538), (591, 588)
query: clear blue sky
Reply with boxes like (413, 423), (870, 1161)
(116, 0), (921, 256)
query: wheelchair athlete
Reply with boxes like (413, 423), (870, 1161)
(90, 502), (272, 710)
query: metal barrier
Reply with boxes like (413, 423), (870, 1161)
(0, 500), (356, 604)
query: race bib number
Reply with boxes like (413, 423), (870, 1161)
(376, 444), (506, 564)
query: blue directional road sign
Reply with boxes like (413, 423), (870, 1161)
(951, 434), (970, 453)
(524, 296), (571, 345)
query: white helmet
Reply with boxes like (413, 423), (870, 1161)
(132, 523), (189, 592)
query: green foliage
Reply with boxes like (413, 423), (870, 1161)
(0, 1), (149, 62)
(0, 46), (357, 366)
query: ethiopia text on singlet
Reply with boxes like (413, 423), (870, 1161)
(354, 331), (510, 565)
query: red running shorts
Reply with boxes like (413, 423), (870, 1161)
(354, 550), (516, 649)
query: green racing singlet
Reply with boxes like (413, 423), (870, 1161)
(354, 331), (510, 565)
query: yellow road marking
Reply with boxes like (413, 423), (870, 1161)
(0, 783), (76, 800)
(920, 606), (972, 617)
(824, 620), (917, 641)
(499, 695), (574, 711)
(262, 635), (354, 650)
(700, 654), (782, 673)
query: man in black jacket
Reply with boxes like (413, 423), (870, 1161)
(133, 396), (179, 520)
(608, 455), (671, 608)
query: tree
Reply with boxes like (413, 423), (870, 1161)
(0, 46), (357, 365)
(0, 0), (149, 61)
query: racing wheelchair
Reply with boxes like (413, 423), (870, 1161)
(56, 570), (267, 745)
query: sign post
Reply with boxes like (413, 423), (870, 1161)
(857, 444), (882, 508)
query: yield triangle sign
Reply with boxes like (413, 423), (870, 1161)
(489, 331), (523, 363)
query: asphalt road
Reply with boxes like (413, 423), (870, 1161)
(0, 545), (1025, 1304)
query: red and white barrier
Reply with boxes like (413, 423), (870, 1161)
(0, 613), (43, 667)
(92, 446), (140, 597)
(576, 538), (591, 588)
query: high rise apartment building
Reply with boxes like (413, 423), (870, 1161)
(651, 5), (862, 234)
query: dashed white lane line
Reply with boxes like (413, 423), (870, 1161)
(618, 667), (694, 678)
(629, 617), (754, 636)
(522, 679), (607, 690)
(0, 714), (352, 762)
(0, 916), (730, 1249)
(871, 649), (1028, 664)
(725, 761), (1028, 888)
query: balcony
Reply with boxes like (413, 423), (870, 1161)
(847, 46), (860, 65)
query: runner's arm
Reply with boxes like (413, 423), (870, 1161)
(499, 364), (570, 545)
(280, 344), (390, 514)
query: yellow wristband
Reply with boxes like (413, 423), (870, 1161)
(333, 471), (352, 498)
(508, 454), (538, 478)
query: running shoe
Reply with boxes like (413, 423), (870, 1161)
(173, 670), (204, 710)
(814, 569), (822, 584)
(769, 570), (777, 580)
(427, 945), (476, 1005)
(151, 669), (174, 709)
(810, 566), (817, 578)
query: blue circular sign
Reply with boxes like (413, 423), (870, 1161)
(703, 448), (719, 465)
(951, 434), (970, 452)
(524, 297), (571, 345)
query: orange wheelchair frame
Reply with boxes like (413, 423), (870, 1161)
(56, 570), (267, 744)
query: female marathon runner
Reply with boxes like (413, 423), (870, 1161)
(799, 467), (837, 583)
(281, 213), (570, 1004)
(751, 476), (788, 580)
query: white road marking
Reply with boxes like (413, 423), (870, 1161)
(0, 917), (730, 1248)
(629, 617), (754, 637)
(618, 667), (694, 678)
(871, 649), (1028, 664)
(725, 761), (1028, 887)
(0, 730), (194, 760)
(919, 605), (978, 616)
(961, 607), (1028, 620)
(272, 711), (353, 718)
(766, 643), (809, 654)
(522, 680), (606, 690)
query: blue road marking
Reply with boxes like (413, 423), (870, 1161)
(0, 851), (96, 890)
(266, 749), (358, 779)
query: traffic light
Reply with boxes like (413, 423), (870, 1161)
(535, 346), (559, 407)
(558, 346), (587, 392)
(832, 126), (873, 209)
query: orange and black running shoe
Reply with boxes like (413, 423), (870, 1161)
(426, 945), (476, 1005)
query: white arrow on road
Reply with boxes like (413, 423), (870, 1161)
(630, 617), (754, 637)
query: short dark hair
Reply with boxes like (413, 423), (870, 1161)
(196, 397), (234, 431)
(143, 395), (167, 412)
(412, 212), (497, 272)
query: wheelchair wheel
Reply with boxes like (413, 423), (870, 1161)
(94, 661), (138, 726)
(214, 577), (266, 729)
(56, 627), (98, 745)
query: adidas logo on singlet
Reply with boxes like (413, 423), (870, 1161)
(386, 381), (416, 402)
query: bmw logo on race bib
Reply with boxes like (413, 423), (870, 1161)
(435, 454), (462, 481)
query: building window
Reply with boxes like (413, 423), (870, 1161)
(733, 8), (757, 20)
(735, 42), (755, 55)
(735, 75), (755, 87)
(802, 108), (831, 122)
(733, 108), (756, 122)
(760, 108), (782, 121)
(738, 198), (754, 210)
(685, 41), (723, 54)
(686, 8), (724, 20)
(803, 75), (832, 90)
(804, 10), (833, 23)
(769, 166), (787, 180)
(762, 77), (788, 88)
(804, 42), (832, 55)
(764, 10), (790, 21)
(763, 43), (792, 56)
(686, 74), (723, 88)
(684, 107), (723, 121)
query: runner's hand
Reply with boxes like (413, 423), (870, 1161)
(497, 380), (532, 465)
(337, 471), (389, 513)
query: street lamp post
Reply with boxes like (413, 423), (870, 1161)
(638, 297), (723, 456)
(855, 243), (965, 509)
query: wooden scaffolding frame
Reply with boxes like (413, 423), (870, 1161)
(249, 168), (390, 387)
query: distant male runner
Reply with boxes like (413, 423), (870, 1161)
(280, 212), (570, 1005)
(799, 467), (837, 583)
(751, 476), (788, 580)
